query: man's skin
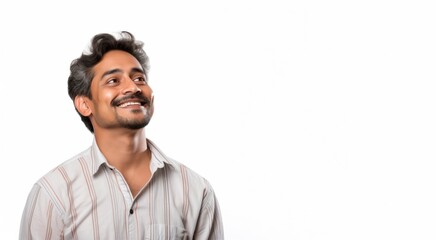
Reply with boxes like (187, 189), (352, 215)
(74, 50), (154, 198)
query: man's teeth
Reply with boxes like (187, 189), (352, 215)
(119, 102), (141, 107)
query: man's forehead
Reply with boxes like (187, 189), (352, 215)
(98, 50), (140, 65)
(93, 52), (143, 75)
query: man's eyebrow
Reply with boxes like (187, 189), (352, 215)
(101, 69), (121, 80)
(130, 67), (145, 75)
(100, 67), (145, 81)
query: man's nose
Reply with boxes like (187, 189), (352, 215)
(122, 78), (141, 95)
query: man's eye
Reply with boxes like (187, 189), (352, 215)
(134, 76), (146, 82)
(107, 78), (118, 84)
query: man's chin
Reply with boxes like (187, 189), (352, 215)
(119, 118), (152, 130)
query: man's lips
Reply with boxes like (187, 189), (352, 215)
(118, 101), (143, 108)
(112, 93), (150, 108)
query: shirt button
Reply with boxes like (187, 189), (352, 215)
(130, 209), (134, 214)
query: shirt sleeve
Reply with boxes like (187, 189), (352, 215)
(19, 184), (64, 240)
(194, 181), (224, 240)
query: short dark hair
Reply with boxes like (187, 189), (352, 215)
(67, 31), (150, 133)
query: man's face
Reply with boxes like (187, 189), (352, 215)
(86, 50), (154, 132)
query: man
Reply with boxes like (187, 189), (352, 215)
(19, 31), (224, 240)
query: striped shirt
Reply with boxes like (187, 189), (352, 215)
(19, 139), (223, 240)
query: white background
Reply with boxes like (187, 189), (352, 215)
(1, 0), (436, 239)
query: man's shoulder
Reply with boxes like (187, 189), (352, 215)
(164, 156), (214, 191)
(148, 140), (212, 189)
(168, 158), (205, 180)
(35, 147), (93, 187)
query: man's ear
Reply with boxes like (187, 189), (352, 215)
(74, 96), (92, 117)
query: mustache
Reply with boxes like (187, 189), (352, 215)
(111, 92), (151, 107)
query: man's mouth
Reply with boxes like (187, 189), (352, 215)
(112, 93), (150, 108)
(118, 101), (143, 108)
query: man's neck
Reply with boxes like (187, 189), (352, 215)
(94, 128), (149, 171)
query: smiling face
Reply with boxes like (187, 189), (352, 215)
(75, 50), (154, 133)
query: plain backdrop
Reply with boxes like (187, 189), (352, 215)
(1, 0), (436, 239)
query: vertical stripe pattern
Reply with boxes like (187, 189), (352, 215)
(19, 139), (224, 240)
(79, 157), (100, 239)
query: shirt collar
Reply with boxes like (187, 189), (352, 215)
(90, 138), (174, 175)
